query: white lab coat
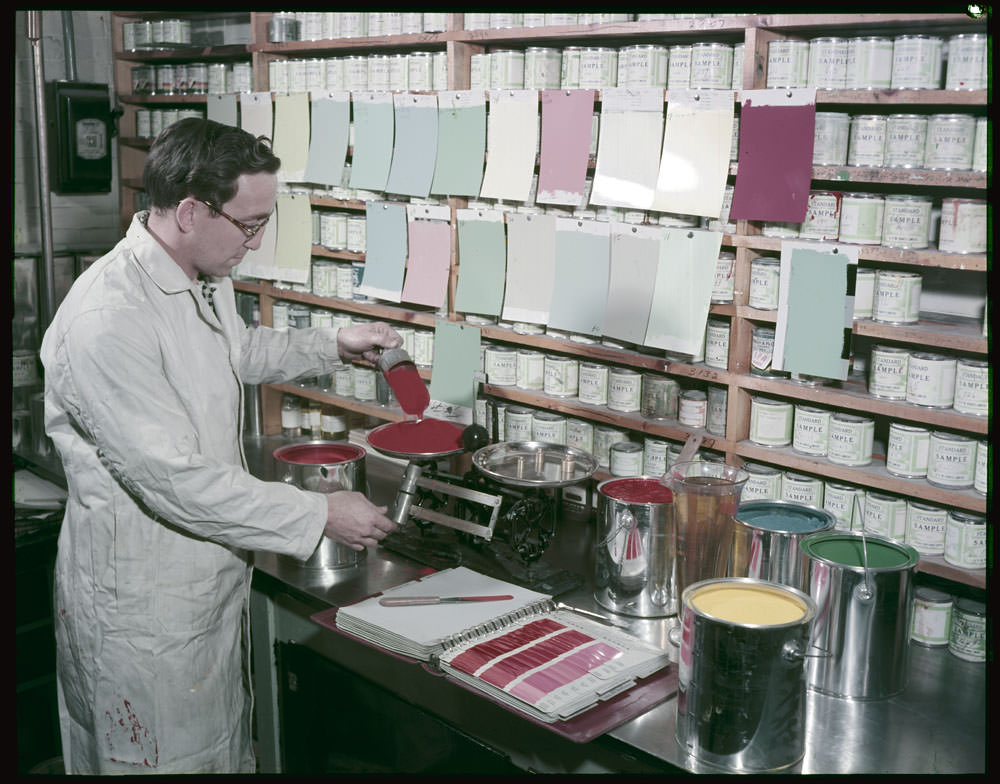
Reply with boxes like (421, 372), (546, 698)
(40, 213), (341, 773)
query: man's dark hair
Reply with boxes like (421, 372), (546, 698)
(143, 118), (281, 210)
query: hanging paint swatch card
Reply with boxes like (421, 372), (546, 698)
(401, 205), (451, 309)
(385, 93), (439, 198)
(548, 218), (611, 337)
(502, 212), (558, 325)
(730, 88), (817, 223)
(536, 89), (596, 207)
(349, 92), (395, 192)
(604, 223), (663, 345)
(207, 93), (238, 127)
(271, 193), (312, 285)
(357, 202), (408, 302)
(644, 228), (723, 355)
(428, 321), (482, 408)
(239, 92), (273, 142)
(773, 241), (858, 381)
(431, 91), (487, 197)
(479, 90), (539, 202)
(239, 208), (278, 282)
(653, 88), (734, 218)
(273, 93), (311, 182)
(304, 92), (351, 187)
(591, 88), (665, 210)
(454, 208), (507, 317)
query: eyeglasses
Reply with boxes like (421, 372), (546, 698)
(197, 199), (270, 239)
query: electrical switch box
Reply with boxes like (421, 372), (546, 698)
(46, 81), (113, 194)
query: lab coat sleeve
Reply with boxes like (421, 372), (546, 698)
(238, 324), (344, 384)
(54, 307), (327, 560)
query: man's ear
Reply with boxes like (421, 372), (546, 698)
(175, 197), (199, 233)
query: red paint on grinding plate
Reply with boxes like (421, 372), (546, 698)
(601, 477), (673, 503)
(367, 418), (465, 455)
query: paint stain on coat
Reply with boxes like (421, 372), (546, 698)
(105, 698), (158, 768)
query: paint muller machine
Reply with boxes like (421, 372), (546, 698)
(365, 354), (598, 594)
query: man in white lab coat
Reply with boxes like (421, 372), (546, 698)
(40, 118), (400, 773)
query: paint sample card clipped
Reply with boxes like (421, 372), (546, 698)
(502, 212), (557, 325)
(207, 93), (238, 127)
(431, 91), (487, 197)
(429, 320), (482, 408)
(604, 223), (664, 345)
(454, 208), (507, 318)
(386, 93), (439, 198)
(479, 90), (539, 202)
(273, 93), (310, 182)
(590, 88), (665, 210)
(536, 89), (596, 206)
(271, 193), (312, 285)
(304, 92), (351, 187)
(730, 88), (817, 223)
(357, 202), (408, 302)
(349, 92), (395, 193)
(401, 205), (451, 309)
(548, 218), (611, 337)
(239, 92), (273, 141)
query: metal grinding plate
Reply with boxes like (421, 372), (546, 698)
(365, 419), (467, 461)
(472, 441), (598, 488)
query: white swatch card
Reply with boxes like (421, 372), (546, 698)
(502, 212), (558, 325)
(479, 90), (539, 202)
(590, 88), (665, 210)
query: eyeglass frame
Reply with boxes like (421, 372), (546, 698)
(196, 198), (271, 239)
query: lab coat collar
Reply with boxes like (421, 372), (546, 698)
(127, 211), (203, 297)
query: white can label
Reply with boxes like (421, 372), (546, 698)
(578, 364), (609, 405)
(828, 416), (874, 466)
(848, 116), (886, 167)
(864, 495), (907, 539)
(667, 46), (692, 88)
(927, 435), (975, 488)
(515, 352), (545, 391)
(945, 35), (988, 90)
(838, 196), (884, 245)
(910, 595), (952, 645)
(881, 197), (931, 249)
(809, 38), (848, 88)
(953, 361), (989, 415)
(886, 424), (929, 478)
(767, 40), (810, 88)
(846, 37), (893, 89)
(792, 407), (830, 456)
(800, 191), (842, 240)
(813, 113), (850, 165)
(906, 504), (948, 555)
(891, 36), (942, 89)
(690, 44), (733, 89)
(608, 371), (641, 412)
(782, 476), (824, 508)
(939, 199), (987, 254)
(749, 400), (793, 447)
(869, 347), (909, 399)
(885, 115), (928, 168)
(906, 355), (955, 407)
(949, 607), (986, 661)
(924, 115), (975, 170)
(873, 271), (921, 324)
(944, 517), (985, 570)
(486, 349), (517, 386)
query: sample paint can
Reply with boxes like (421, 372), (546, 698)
(208, 63), (229, 94)
(407, 51), (434, 91)
(872, 269), (921, 324)
(135, 108), (151, 138)
(812, 112), (850, 165)
(620, 44), (668, 87)
(948, 598), (986, 662)
(974, 440), (988, 495)
(643, 438), (670, 479)
(608, 368), (642, 413)
(335, 263), (354, 300)
(781, 472), (824, 508)
(792, 405), (831, 457)
(884, 114), (928, 169)
(927, 431), (976, 489)
(594, 426), (629, 469)
(822, 482), (864, 530)
(910, 587), (953, 647)
(905, 501), (948, 556)
(578, 47), (618, 88)
(905, 351), (955, 408)
(609, 441), (644, 476)
(972, 118), (988, 172)
(924, 113), (976, 171)
(532, 410), (567, 445)
(641, 374), (679, 420)
(230, 62), (252, 93)
(845, 36), (893, 89)
(367, 54), (390, 91)
(766, 39), (810, 88)
(808, 37), (848, 89)
(689, 42), (733, 89)
(524, 47), (562, 89)
(491, 49), (526, 89)
(838, 192), (884, 245)
(799, 190), (842, 241)
(352, 365), (376, 401)
(868, 344), (910, 400)
(741, 462), (783, 502)
(885, 422), (930, 478)
(544, 355), (579, 397)
(678, 389), (707, 428)
(937, 198), (987, 254)
(711, 253), (736, 304)
(750, 326), (785, 377)
(944, 513), (986, 571)
(881, 194), (932, 249)
(827, 413), (874, 467)
(413, 330), (434, 367)
(704, 320), (730, 370)
(504, 406), (534, 441)
(667, 45), (692, 89)
(847, 114), (887, 167)
(559, 46), (582, 88)
(890, 34), (943, 89)
(344, 55), (369, 90)
(577, 362), (609, 405)
(515, 349), (545, 391)
(269, 60), (289, 93)
(484, 345), (517, 386)
(346, 215), (366, 252)
(953, 358), (989, 416)
(748, 258), (780, 310)
(706, 386), (728, 437)
(945, 34), (988, 90)
(566, 418), (595, 456)
(749, 396), (793, 447)
(862, 491), (907, 540)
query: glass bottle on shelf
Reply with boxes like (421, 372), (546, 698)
(281, 394), (302, 438)
(321, 404), (349, 441)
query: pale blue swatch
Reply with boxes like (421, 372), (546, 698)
(548, 220), (611, 336)
(304, 97), (350, 187)
(431, 101), (487, 197)
(429, 320), (482, 408)
(454, 216), (507, 317)
(357, 202), (408, 302)
(385, 98), (438, 197)
(349, 96), (394, 192)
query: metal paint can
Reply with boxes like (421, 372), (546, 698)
(339, 12), (366, 37)
(268, 59), (289, 93)
(948, 598), (986, 662)
(799, 190), (842, 241)
(749, 397), (793, 448)
(838, 192), (884, 245)
(594, 426), (629, 469)
(792, 405), (831, 457)
(886, 422), (930, 479)
(503, 406), (534, 441)
(413, 330), (434, 367)
(750, 326), (787, 378)
(910, 587), (953, 647)
(704, 320), (730, 370)
(153, 64), (176, 95)
(890, 34), (943, 89)
(974, 440), (988, 495)
(953, 357), (989, 416)
(881, 194), (932, 249)
(711, 253), (736, 304)
(469, 54), (490, 89)
(432, 51), (448, 90)
(577, 362), (609, 405)
(515, 349), (545, 391)
(808, 37), (848, 89)
(847, 114), (886, 167)
(608, 368), (642, 413)
(938, 198), (987, 254)
(667, 45), (692, 89)
(543, 355), (579, 397)
(335, 263), (354, 299)
(827, 413), (874, 467)
(352, 365), (376, 401)
(905, 501), (948, 556)
(207, 63), (228, 94)
(490, 49), (526, 89)
(927, 431), (976, 489)
(884, 114), (928, 169)
(689, 43), (733, 90)
(706, 386), (728, 437)
(346, 215), (366, 252)
(621, 44), (668, 88)
(388, 54), (409, 91)
(767, 39), (810, 88)
(366, 54), (390, 91)
(924, 113), (976, 171)
(822, 482), (865, 530)
(344, 55), (369, 91)
(872, 269), (921, 324)
(945, 34), (988, 90)
(678, 389), (707, 428)
(271, 302), (290, 330)
(407, 51), (434, 91)
(135, 108), (152, 138)
(578, 47), (618, 88)
(812, 112), (850, 165)
(559, 46), (582, 88)
(944, 513), (986, 571)
(484, 344), (517, 386)
(868, 344), (910, 400)
(862, 491), (907, 540)
(906, 351), (955, 408)
(845, 36), (893, 89)
(643, 439), (669, 479)
(524, 47), (562, 89)
(748, 258), (781, 310)
(532, 410), (567, 445)
(731, 44), (744, 88)
(231, 62), (252, 93)
(972, 117), (988, 172)
(742, 462), (783, 502)
(609, 441), (644, 476)
(565, 418), (594, 457)
(641, 374), (679, 420)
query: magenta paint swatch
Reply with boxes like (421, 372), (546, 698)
(729, 100), (816, 223)
(450, 618), (563, 673)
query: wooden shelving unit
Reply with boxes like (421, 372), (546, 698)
(114, 12), (989, 590)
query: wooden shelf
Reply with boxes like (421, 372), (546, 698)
(116, 44), (251, 62)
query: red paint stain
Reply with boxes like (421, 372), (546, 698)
(105, 698), (158, 768)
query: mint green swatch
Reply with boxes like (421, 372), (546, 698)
(781, 247), (850, 380)
(454, 216), (507, 317)
(429, 320), (482, 408)
(304, 97), (350, 187)
(431, 101), (486, 197)
(349, 96), (394, 192)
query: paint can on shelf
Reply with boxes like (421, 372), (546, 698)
(678, 389), (707, 429)
(845, 36), (893, 89)
(641, 374), (679, 420)
(944, 513), (986, 571)
(741, 462), (783, 502)
(944, 33), (988, 90)
(748, 258), (781, 310)
(706, 386), (728, 438)
(749, 396), (794, 448)
(544, 355), (579, 398)
(905, 501), (948, 556)
(799, 190), (842, 241)
(948, 598), (986, 662)
(926, 431), (976, 489)
(872, 269), (922, 325)
(910, 587), (953, 647)
(881, 195), (932, 250)
(838, 193), (884, 245)
(667, 44), (692, 89)
(566, 418), (595, 456)
(868, 344), (909, 400)
(577, 362), (609, 405)
(689, 42), (733, 89)
(847, 114), (887, 167)
(608, 368), (642, 413)
(827, 413), (874, 467)
(924, 113), (976, 171)
(792, 405), (831, 457)
(905, 351), (955, 408)
(812, 112), (850, 165)
(532, 410), (567, 445)
(938, 198), (987, 254)
(884, 114), (928, 169)
(885, 422), (930, 479)
(890, 34), (943, 90)
(808, 36), (849, 89)
(781, 472), (824, 509)
(953, 358), (989, 416)
(766, 39), (810, 88)
(515, 349), (545, 391)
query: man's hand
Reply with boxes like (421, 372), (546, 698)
(324, 491), (396, 551)
(337, 321), (402, 364)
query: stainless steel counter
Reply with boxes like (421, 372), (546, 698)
(246, 435), (986, 775)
